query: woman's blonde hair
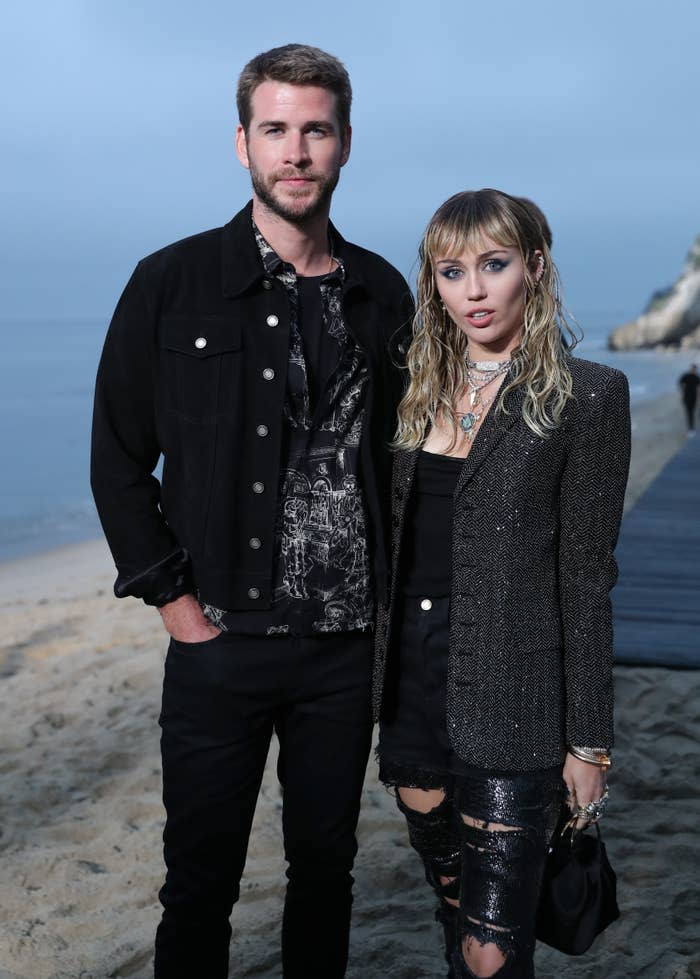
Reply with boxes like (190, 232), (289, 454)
(394, 189), (579, 450)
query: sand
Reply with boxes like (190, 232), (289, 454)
(0, 391), (696, 979)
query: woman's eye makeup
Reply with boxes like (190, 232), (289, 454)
(437, 257), (509, 279)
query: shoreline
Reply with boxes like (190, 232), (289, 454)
(0, 389), (689, 579)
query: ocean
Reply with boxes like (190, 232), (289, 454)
(0, 313), (694, 562)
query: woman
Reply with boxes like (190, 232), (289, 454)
(373, 189), (630, 979)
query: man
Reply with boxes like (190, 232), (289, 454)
(679, 363), (699, 435)
(91, 44), (413, 979)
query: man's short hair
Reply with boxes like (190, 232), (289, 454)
(237, 43), (352, 133)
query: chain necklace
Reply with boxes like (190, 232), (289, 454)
(466, 355), (511, 371)
(456, 358), (511, 440)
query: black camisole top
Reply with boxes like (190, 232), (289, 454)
(400, 449), (464, 597)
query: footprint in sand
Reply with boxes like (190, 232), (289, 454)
(671, 889), (700, 934)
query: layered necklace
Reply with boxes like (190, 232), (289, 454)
(456, 355), (511, 440)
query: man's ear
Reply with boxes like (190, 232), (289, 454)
(235, 124), (250, 170)
(340, 125), (352, 167)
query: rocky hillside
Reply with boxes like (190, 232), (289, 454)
(608, 235), (700, 349)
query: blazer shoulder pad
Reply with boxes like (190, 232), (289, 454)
(567, 355), (629, 397)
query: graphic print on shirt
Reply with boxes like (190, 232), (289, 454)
(275, 445), (371, 632)
(256, 228), (373, 632)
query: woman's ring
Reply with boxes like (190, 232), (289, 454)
(573, 787), (609, 822)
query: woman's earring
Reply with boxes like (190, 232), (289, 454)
(536, 255), (545, 281)
(440, 300), (447, 312)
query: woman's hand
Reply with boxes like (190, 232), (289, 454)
(563, 752), (608, 830)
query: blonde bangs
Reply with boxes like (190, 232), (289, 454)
(423, 200), (522, 267)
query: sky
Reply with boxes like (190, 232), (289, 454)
(1, 0), (699, 329)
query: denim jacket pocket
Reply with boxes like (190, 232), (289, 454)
(161, 316), (243, 422)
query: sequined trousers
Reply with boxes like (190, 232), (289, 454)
(378, 595), (565, 978)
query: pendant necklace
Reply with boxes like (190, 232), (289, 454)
(456, 356), (511, 440)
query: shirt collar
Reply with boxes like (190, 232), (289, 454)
(220, 202), (365, 299)
(252, 220), (345, 285)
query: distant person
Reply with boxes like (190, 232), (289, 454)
(373, 189), (630, 977)
(679, 364), (699, 434)
(91, 44), (413, 979)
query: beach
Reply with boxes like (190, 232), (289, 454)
(0, 390), (696, 979)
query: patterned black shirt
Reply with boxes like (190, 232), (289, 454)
(201, 226), (373, 636)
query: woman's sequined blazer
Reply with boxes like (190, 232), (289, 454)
(372, 356), (631, 771)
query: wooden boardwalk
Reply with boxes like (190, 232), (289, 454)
(613, 435), (700, 667)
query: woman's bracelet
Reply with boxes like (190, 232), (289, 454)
(569, 745), (612, 770)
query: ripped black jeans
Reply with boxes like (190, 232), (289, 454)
(378, 595), (564, 979)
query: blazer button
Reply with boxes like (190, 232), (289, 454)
(247, 587), (261, 599)
(266, 314), (279, 327)
(262, 368), (275, 381)
(262, 279), (273, 291)
(252, 481), (265, 494)
(249, 537), (262, 549)
(256, 424), (269, 437)
(194, 336), (207, 349)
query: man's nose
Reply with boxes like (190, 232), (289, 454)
(283, 132), (311, 166)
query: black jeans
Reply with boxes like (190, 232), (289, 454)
(154, 628), (373, 979)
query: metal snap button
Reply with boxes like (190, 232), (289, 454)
(249, 537), (262, 549)
(247, 587), (261, 599)
(252, 481), (264, 494)
(266, 314), (279, 327)
(262, 368), (275, 381)
(420, 598), (432, 611)
(194, 337), (207, 349)
(256, 424), (269, 437)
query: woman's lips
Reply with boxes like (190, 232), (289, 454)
(465, 310), (495, 328)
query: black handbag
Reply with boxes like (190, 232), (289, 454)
(536, 810), (620, 955)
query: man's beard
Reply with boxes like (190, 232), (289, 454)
(249, 162), (340, 225)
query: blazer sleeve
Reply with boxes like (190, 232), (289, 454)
(90, 264), (193, 606)
(558, 369), (631, 749)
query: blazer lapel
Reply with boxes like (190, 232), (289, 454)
(389, 448), (420, 584)
(392, 449), (420, 527)
(455, 382), (525, 494)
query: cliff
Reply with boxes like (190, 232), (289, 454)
(608, 235), (700, 350)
